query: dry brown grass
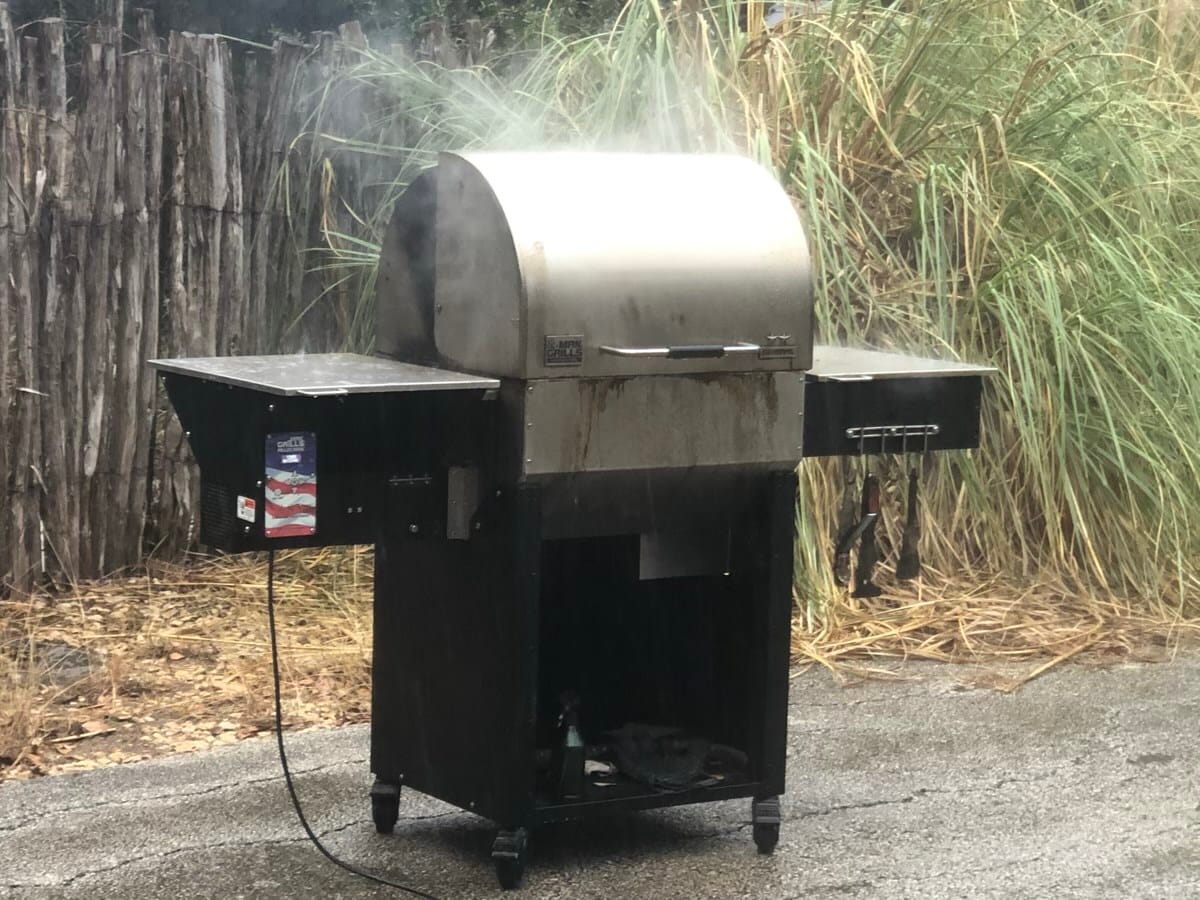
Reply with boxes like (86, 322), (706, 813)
(0, 547), (374, 780)
(794, 575), (1200, 691)
(2, 546), (1197, 780)
(0, 653), (40, 763)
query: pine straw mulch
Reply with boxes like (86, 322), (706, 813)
(1, 548), (1197, 781)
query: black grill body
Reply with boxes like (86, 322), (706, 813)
(151, 151), (994, 891)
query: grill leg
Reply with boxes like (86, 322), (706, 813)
(751, 795), (782, 855)
(369, 779), (401, 835)
(492, 827), (529, 890)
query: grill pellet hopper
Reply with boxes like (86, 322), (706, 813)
(152, 152), (992, 890)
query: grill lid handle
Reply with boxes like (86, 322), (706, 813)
(599, 342), (761, 360)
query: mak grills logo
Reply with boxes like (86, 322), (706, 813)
(544, 334), (584, 367)
(275, 435), (307, 452)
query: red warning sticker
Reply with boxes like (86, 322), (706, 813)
(236, 495), (257, 523)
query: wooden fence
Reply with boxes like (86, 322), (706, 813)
(0, 4), (415, 593)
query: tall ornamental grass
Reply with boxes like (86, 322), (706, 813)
(295, 0), (1200, 619)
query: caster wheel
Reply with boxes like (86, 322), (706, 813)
(370, 780), (401, 835)
(751, 795), (781, 855)
(753, 822), (780, 855)
(492, 827), (529, 890)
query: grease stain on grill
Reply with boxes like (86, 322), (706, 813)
(573, 377), (632, 469)
(563, 375), (781, 472)
(622, 295), (642, 328)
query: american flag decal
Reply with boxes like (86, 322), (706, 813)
(264, 432), (317, 538)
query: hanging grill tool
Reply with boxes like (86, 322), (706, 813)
(896, 465), (923, 581)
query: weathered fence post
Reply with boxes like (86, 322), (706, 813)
(217, 39), (246, 357)
(0, 4), (24, 588)
(34, 17), (75, 584)
(152, 30), (248, 554)
(76, 23), (120, 576)
(125, 8), (165, 562)
(1, 4), (41, 590)
(107, 10), (165, 568)
(255, 39), (309, 356)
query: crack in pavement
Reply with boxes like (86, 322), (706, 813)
(885, 853), (1049, 887)
(793, 764), (1096, 821)
(4, 809), (461, 889)
(796, 690), (933, 711)
(0, 757), (369, 835)
(802, 878), (876, 895)
(797, 794), (918, 818)
(795, 853), (1050, 895)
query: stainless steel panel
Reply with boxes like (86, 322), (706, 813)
(520, 372), (805, 476)
(428, 152), (814, 379)
(149, 353), (500, 396)
(808, 345), (997, 381)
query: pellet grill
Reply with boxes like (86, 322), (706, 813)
(152, 152), (993, 890)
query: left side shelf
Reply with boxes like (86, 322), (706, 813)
(151, 353), (499, 552)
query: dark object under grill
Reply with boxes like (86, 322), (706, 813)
(151, 151), (993, 891)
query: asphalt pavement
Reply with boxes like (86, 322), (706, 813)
(2, 657), (1199, 899)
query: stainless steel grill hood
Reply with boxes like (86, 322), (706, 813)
(377, 151), (816, 478)
(377, 151), (815, 378)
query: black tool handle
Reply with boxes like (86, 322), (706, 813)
(668, 344), (726, 359)
(896, 468), (922, 580)
(833, 465), (860, 586)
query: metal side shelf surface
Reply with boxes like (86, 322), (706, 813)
(803, 345), (997, 457)
(149, 352), (499, 396)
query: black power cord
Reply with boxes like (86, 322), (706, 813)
(267, 550), (441, 900)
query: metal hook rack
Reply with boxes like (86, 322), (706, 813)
(844, 424), (940, 455)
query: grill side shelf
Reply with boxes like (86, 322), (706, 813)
(802, 346), (993, 458)
(158, 371), (491, 552)
(806, 345), (996, 382)
(149, 353), (499, 396)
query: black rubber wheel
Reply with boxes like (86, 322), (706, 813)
(495, 857), (525, 891)
(370, 781), (401, 835)
(751, 796), (782, 855)
(492, 827), (529, 890)
(753, 822), (779, 854)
